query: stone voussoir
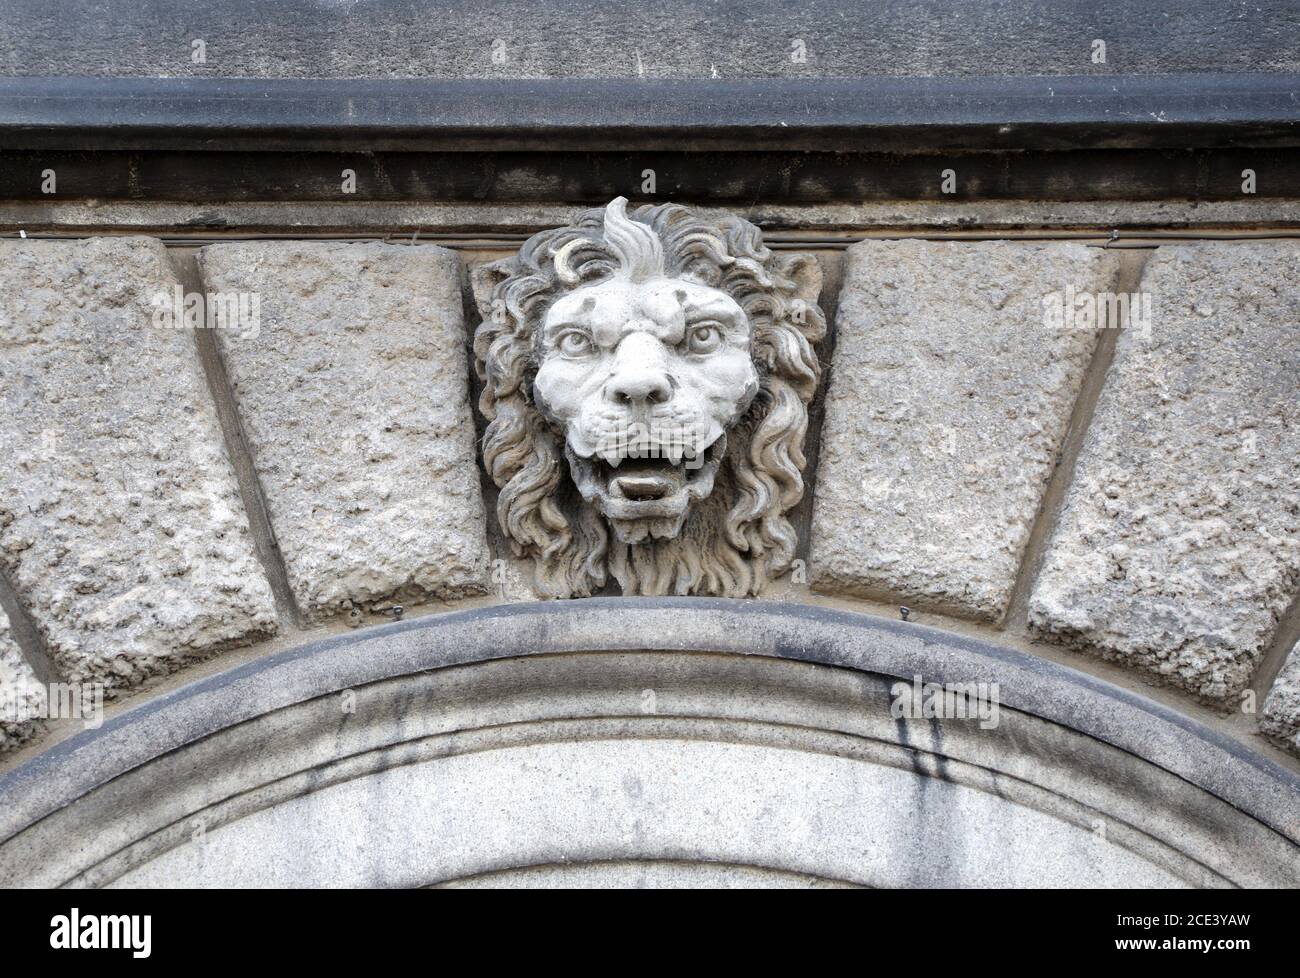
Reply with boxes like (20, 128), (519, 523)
(198, 241), (491, 622)
(1261, 640), (1300, 755)
(0, 607), (45, 752)
(1029, 241), (1300, 704)
(810, 238), (1124, 621)
(0, 237), (279, 697)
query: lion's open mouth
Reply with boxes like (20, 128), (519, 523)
(566, 437), (724, 543)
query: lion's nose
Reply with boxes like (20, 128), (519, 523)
(606, 365), (672, 407)
(606, 331), (674, 407)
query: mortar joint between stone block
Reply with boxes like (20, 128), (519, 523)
(1001, 248), (1154, 635)
(0, 566), (63, 688)
(1251, 589), (1300, 704)
(168, 248), (307, 633)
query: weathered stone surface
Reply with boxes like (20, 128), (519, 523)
(5, 0), (1291, 79)
(3, 605), (1295, 888)
(0, 238), (278, 691)
(811, 239), (1123, 620)
(0, 608), (44, 752)
(1261, 641), (1300, 754)
(199, 242), (491, 619)
(1029, 242), (1300, 702)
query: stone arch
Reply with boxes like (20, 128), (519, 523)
(0, 600), (1295, 888)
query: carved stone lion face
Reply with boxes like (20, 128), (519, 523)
(472, 197), (825, 598)
(534, 273), (760, 544)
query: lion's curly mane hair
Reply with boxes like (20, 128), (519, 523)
(471, 200), (825, 598)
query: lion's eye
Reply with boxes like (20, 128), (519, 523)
(685, 323), (723, 355)
(557, 330), (594, 357)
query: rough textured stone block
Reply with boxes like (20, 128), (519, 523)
(811, 239), (1123, 620)
(1261, 641), (1300, 754)
(199, 242), (491, 620)
(0, 238), (278, 690)
(1029, 242), (1300, 702)
(0, 609), (45, 752)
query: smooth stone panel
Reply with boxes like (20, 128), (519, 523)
(199, 242), (491, 620)
(1029, 242), (1300, 703)
(109, 737), (1184, 888)
(0, 238), (278, 691)
(811, 239), (1123, 620)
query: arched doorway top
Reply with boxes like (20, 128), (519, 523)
(1, 599), (1296, 887)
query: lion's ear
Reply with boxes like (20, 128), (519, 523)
(778, 252), (823, 307)
(469, 258), (516, 324)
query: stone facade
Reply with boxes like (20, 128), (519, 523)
(0, 0), (1296, 894)
(199, 242), (492, 621)
(0, 238), (278, 692)
(0, 230), (1296, 773)
(1028, 242), (1300, 704)
(811, 239), (1123, 621)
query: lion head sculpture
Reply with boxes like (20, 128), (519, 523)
(471, 197), (825, 598)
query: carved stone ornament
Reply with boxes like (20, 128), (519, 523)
(471, 198), (825, 598)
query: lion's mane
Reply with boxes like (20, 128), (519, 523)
(471, 201), (825, 598)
